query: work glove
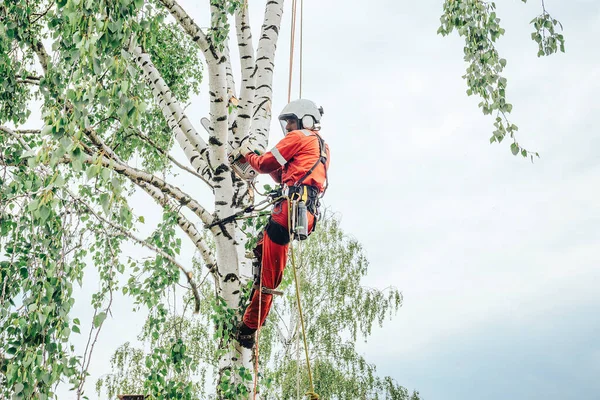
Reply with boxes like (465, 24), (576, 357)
(239, 142), (255, 157)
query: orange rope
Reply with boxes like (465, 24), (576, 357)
(288, 0), (298, 103)
(299, 0), (304, 99)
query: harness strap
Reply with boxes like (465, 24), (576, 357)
(252, 285), (284, 296)
(295, 130), (328, 195)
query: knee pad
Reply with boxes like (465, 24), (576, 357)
(265, 219), (290, 246)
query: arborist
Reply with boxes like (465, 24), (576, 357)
(233, 99), (330, 349)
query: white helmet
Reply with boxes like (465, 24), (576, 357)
(278, 99), (324, 134)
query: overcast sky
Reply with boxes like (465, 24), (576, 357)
(55, 0), (600, 399)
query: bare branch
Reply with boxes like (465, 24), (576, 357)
(17, 78), (40, 85)
(0, 125), (33, 149)
(84, 127), (125, 164)
(209, 2), (237, 103)
(31, 1), (55, 24)
(31, 38), (50, 74)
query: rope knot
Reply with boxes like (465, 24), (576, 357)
(306, 391), (320, 400)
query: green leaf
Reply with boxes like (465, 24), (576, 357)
(39, 205), (51, 223)
(28, 199), (40, 212)
(100, 193), (110, 214)
(93, 311), (107, 328)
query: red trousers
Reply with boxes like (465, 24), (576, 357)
(242, 199), (315, 329)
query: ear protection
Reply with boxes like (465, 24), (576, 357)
(301, 115), (314, 129)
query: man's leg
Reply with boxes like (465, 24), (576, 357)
(238, 200), (316, 348)
(243, 218), (290, 327)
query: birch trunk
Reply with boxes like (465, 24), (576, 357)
(164, 0), (286, 396)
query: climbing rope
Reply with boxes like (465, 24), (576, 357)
(289, 231), (319, 400)
(299, 0), (304, 99)
(288, 0), (305, 102)
(252, 0), (318, 397)
(251, 197), (319, 400)
(252, 265), (263, 400)
(287, 0), (297, 103)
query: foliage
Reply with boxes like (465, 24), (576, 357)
(258, 213), (411, 399)
(438, 0), (565, 160)
(0, 0), (568, 398)
(0, 0), (205, 396)
(208, 0), (244, 51)
(97, 213), (419, 399)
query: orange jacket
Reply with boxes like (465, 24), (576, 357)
(244, 129), (330, 192)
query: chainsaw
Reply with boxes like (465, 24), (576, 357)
(200, 117), (258, 181)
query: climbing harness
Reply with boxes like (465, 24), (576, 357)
(293, 129), (329, 197)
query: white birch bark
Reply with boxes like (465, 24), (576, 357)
(234, 5), (257, 143)
(251, 0), (285, 151)
(87, 153), (213, 226)
(130, 45), (212, 179)
(157, 0), (286, 395)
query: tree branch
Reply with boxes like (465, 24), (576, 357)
(1, 125), (213, 227)
(31, 38), (50, 74)
(83, 126), (125, 164)
(67, 189), (204, 313)
(251, 0), (285, 151)
(129, 45), (211, 180)
(88, 151), (214, 226)
(0, 125), (33, 149)
(129, 128), (214, 190)
(17, 78), (40, 85)
(234, 4), (257, 144)
(136, 182), (219, 282)
(158, 0), (219, 62)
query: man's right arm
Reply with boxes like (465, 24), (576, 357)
(244, 131), (303, 174)
(269, 168), (282, 183)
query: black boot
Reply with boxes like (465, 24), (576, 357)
(236, 322), (256, 349)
